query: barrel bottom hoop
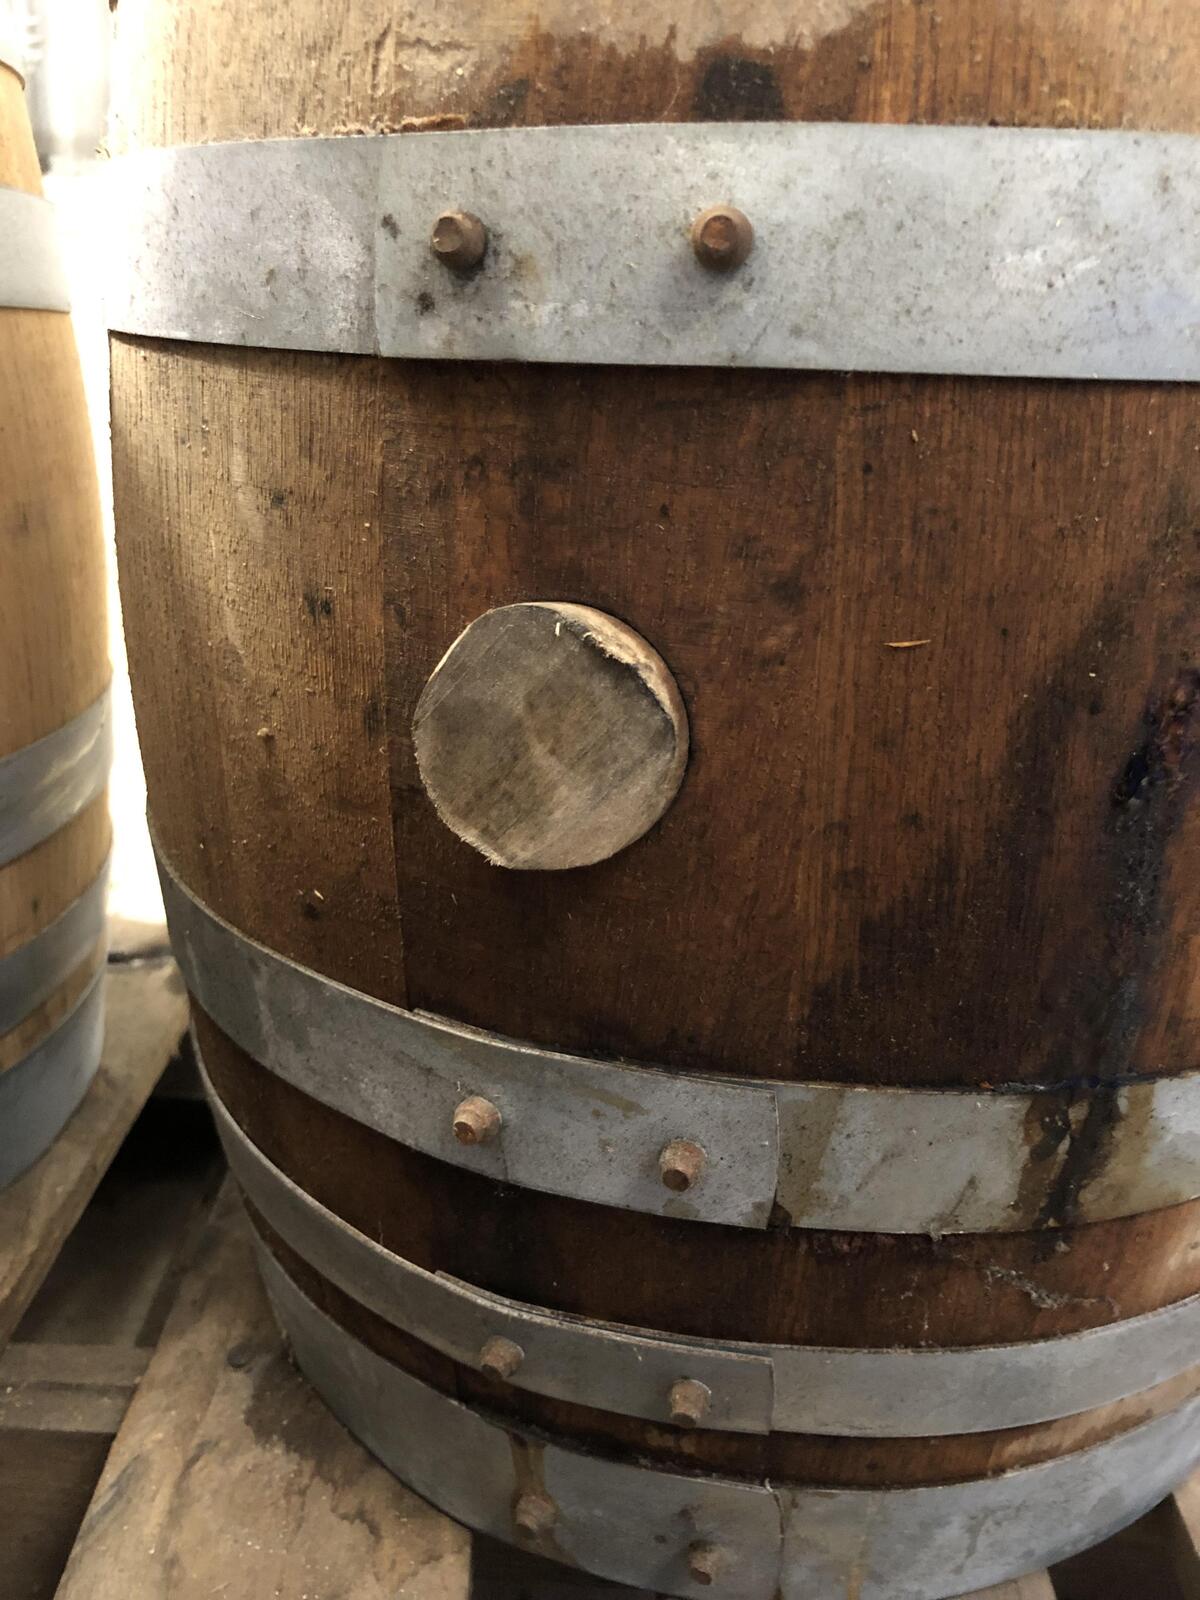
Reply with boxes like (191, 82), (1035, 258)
(200, 1049), (1200, 1439)
(0, 686), (112, 869)
(159, 842), (1200, 1235)
(257, 1242), (1200, 1600)
(0, 969), (105, 1189)
(0, 855), (109, 1035)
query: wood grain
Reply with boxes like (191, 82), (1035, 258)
(53, 1182), (473, 1600)
(113, 340), (402, 1000)
(413, 603), (688, 870)
(109, 0), (1200, 152)
(0, 309), (107, 755)
(253, 1217), (1200, 1489)
(110, 0), (1200, 1083)
(1, 64), (111, 1073)
(197, 1015), (1200, 1349)
(0, 962), (187, 1351)
(0, 798), (111, 1073)
(109, 0), (1200, 1550)
(0, 798), (110, 961)
(114, 343), (1200, 1087)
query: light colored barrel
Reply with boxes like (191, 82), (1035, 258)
(109, 3), (1200, 1595)
(0, 52), (110, 1187)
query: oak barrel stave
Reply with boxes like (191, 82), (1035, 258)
(0, 56), (110, 1185)
(111, 1), (1200, 1593)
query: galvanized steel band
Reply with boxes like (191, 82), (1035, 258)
(0, 687), (113, 868)
(159, 847), (1200, 1235)
(0, 855), (109, 1035)
(0, 969), (105, 1189)
(259, 1245), (1200, 1600)
(108, 123), (1200, 381)
(0, 186), (71, 312)
(205, 1064), (1200, 1438)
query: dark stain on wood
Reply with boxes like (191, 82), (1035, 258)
(692, 52), (785, 120)
(251, 1210), (1200, 1492)
(198, 1014), (1200, 1351)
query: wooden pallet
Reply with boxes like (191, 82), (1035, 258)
(0, 946), (193, 1600)
(36, 1169), (1200, 1600)
(0, 950), (188, 1352)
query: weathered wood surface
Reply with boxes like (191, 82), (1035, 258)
(110, 0), (1200, 151)
(107, 0), (1200, 1573)
(414, 602), (688, 870)
(55, 1181), (473, 1600)
(201, 1011), (1200, 1345)
(111, 0), (1200, 1086)
(0, 1073), (223, 1600)
(116, 342), (1200, 1089)
(0, 959), (187, 1350)
(0, 60), (110, 1079)
(0, 801), (110, 1078)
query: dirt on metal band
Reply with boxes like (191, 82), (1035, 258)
(256, 1241), (1200, 1600)
(110, 123), (1200, 381)
(160, 846), (1200, 1236)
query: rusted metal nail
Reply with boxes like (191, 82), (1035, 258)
(659, 1138), (706, 1192)
(668, 1377), (712, 1427)
(513, 1489), (558, 1538)
(453, 1095), (502, 1145)
(431, 209), (487, 271)
(687, 1541), (729, 1586)
(690, 205), (753, 271)
(479, 1335), (524, 1379)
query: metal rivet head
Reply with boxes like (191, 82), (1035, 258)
(668, 1377), (712, 1427)
(431, 209), (487, 271)
(452, 1095), (502, 1145)
(659, 1138), (706, 1192)
(513, 1489), (558, 1538)
(479, 1335), (524, 1379)
(687, 1541), (729, 1586)
(690, 206), (753, 271)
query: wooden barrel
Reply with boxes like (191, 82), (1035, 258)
(0, 49), (110, 1188)
(110, 4), (1200, 1594)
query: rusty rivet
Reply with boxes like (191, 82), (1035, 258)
(659, 1138), (706, 1192)
(668, 1377), (712, 1427)
(453, 1095), (502, 1145)
(690, 205), (753, 271)
(687, 1541), (729, 1586)
(479, 1335), (524, 1379)
(431, 209), (487, 271)
(513, 1489), (558, 1538)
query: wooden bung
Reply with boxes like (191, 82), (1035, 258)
(413, 602), (688, 871)
(110, 0), (1200, 1586)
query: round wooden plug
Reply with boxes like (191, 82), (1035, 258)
(413, 602), (689, 871)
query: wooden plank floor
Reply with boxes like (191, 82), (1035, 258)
(53, 1182), (473, 1600)
(47, 1178), (1081, 1600)
(0, 954), (189, 1351)
(0, 950), (197, 1600)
